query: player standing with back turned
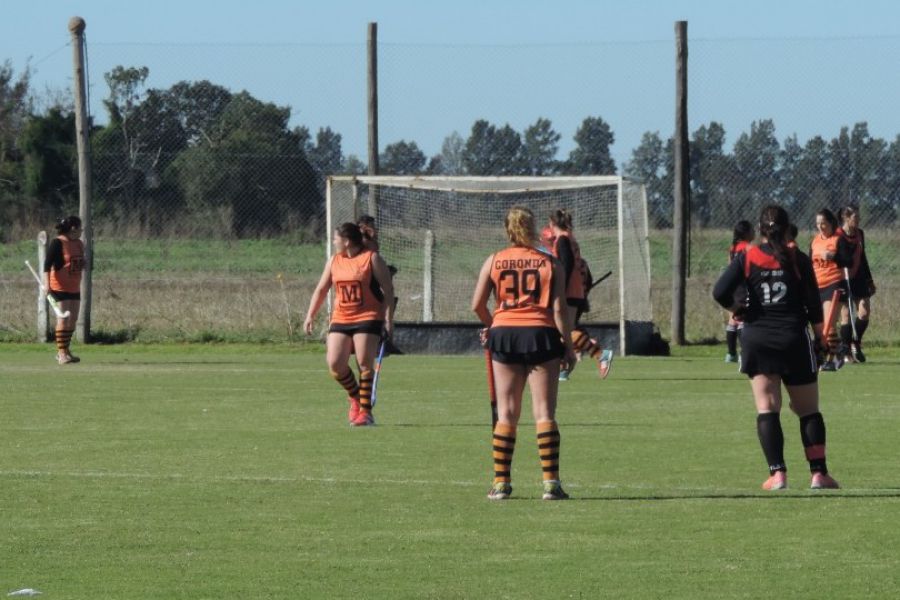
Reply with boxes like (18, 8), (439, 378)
(713, 205), (839, 490)
(472, 206), (577, 500)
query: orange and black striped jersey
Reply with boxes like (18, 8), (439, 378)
(809, 234), (843, 288)
(45, 236), (85, 294)
(489, 246), (556, 328)
(552, 231), (585, 300)
(330, 249), (385, 324)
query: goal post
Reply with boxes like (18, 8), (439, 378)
(325, 175), (653, 355)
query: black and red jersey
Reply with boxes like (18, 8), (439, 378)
(713, 244), (823, 331)
(836, 226), (873, 283)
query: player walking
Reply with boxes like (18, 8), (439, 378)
(547, 209), (613, 380)
(713, 205), (839, 490)
(304, 223), (395, 426)
(810, 208), (851, 370)
(472, 206), (577, 500)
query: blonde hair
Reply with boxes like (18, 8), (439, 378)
(505, 206), (538, 247)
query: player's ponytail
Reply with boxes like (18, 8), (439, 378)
(55, 215), (82, 235)
(549, 209), (573, 232)
(759, 205), (796, 276)
(505, 206), (538, 247)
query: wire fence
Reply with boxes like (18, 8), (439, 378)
(1, 33), (899, 344)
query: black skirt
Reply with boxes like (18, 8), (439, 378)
(329, 320), (384, 336)
(740, 325), (817, 386)
(488, 326), (565, 366)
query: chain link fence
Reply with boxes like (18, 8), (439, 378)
(1, 33), (899, 345)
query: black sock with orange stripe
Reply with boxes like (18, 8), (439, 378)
(536, 421), (561, 481)
(492, 423), (516, 485)
(800, 412), (828, 474)
(55, 327), (73, 353)
(757, 413), (786, 474)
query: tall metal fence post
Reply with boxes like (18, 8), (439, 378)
(367, 22), (379, 216)
(70, 16), (93, 343)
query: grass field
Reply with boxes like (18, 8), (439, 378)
(2, 343), (900, 599)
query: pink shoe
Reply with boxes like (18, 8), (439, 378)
(351, 410), (375, 427)
(762, 471), (787, 490)
(810, 472), (840, 489)
(347, 398), (360, 423)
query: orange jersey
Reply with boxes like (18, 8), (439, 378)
(552, 231), (585, 300)
(48, 236), (85, 294)
(809, 234), (842, 288)
(489, 246), (556, 328)
(330, 250), (385, 324)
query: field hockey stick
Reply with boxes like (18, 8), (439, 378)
(24, 260), (70, 319)
(587, 270), (613, 293)
(370, 337), (387, 408)
(485, 348), (498, 430)
(843, 268), (859, 341)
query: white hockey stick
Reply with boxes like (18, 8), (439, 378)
(25, 260), (71, 319)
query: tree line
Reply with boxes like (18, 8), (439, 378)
(2, 60), (899, 239)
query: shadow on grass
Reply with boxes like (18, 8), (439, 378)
(383, 422), (649, 428)
(503, 490), (900, 502)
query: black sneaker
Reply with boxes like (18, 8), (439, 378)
(852, 344), (866, 363)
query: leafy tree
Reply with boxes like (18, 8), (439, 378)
(566, 116), (616, 175)
(463, 120), (526, 175)
(380, 140), (426, 175)
(0, 60), (32, 237)
(171, 91), (321, 236)
(306, 126), (343, 177)
(522, 117), (561, 175)
(692, 122), (735, 226)
(20, 107), (78, 217)
(341, 154), (367, 175)
(437, 131), (465, 175)
(625, 131), (672, 227)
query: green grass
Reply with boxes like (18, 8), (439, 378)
(2, 343), (900, 598)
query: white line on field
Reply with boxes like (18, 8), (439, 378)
(1, 469), (896, 496)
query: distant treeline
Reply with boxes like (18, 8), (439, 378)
(2, 61), (898, 240)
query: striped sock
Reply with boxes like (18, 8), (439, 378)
(537, 421), (561, 481)
(492, 423), (516, 485)
(331, 368), (360, 400)
(358, 368), (373, 414)
(571, 329), (602, 359)
(55, 328), (73, 353)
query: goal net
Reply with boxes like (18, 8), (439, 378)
(326, 176), (652, 353)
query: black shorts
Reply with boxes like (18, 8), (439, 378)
(847, 278), (872, 300)
(487, 326), (565, 366)
(740, 325), (817, 386)
(49, 290), (80, 301)
(818, 281), (847, 304)
(328, 320), (383, 336)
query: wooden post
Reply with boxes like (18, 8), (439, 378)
(70, 16), (93, 343)
(367, 22), (379, 217)
(423, 230), (434, 322)
(36, 231), (49, 342)
(671, 21), (689, 346)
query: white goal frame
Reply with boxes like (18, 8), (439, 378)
(326, 175), (652, 354)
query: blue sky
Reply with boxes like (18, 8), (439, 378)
(4, 0), (900, 166)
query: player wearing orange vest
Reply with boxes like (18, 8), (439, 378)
(724, 220), (755, 363)
(810, 208), (851, 368)
(304, 222), (395, 426)
(547, 209), (613, 380)
(42, 216), (85, 365)
(836, 205), (875, 363)
(714, 205), (839, 491)
(472, 206), (576, 501)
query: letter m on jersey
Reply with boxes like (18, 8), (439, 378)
(336, 281), (363, 306)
